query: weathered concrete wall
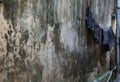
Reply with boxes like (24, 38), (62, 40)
(0, 0), (115, 82)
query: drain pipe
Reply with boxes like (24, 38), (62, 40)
(116, 0), (120, 73)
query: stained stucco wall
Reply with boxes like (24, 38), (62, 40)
(0, 0), (115, 82)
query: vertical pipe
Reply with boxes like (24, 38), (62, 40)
(116, 0), (120, 73)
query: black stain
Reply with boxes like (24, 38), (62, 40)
(61, 51), (97, 82)
(5, 33), (8, 40)
(53, 23), (65, 53)
(41, 32), (47, 44)
(46, 0), (54, 26)
(20, 30), (29, 44)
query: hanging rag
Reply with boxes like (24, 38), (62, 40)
(101, 44), (110, 53)
(94, 23), (103, 45)
(85, 7), (95, 31)
(101, 26), (115, 52)
(101, 28), (110, 52)
(103, 29), (109, 45)
(85, 7), (103, 45)
(85, 7), (115, 52)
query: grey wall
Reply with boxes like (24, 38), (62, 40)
(0, 0), (115, 82)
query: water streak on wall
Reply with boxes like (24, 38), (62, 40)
(0, 0), (114, 82)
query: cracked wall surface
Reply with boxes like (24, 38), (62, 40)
(0, 0), (115, 82)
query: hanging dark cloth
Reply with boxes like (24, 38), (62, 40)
(94, 23), (103, 45)
(85, 7), (95, 31)
(85, 7), (103, 45)
(85, 7), (115, 53)
(101, 26), (115, 52)
(101, 28), (110, 52)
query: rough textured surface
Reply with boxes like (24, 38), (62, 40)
(0, 0), (115, 82)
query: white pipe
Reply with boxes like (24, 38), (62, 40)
(117, 0), (120, 7)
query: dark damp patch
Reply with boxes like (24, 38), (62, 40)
(5, 33), (8, 40)
(86, 26), (94, 46)
(14, 55), (21, 66)
(3, 0), (16, 20)
(6, 38), (15, 53)
(6, 26), (16, 57)
(20, 30), (29, 44)
(53, 23), (65, 53)
(46, 0), (54, 26)
(31, 63), (44, 82)
(19, 30), (29, 60)
(18, 48), (27, 72)
(7, 71), (14, 82)
(8, 30), (13, 35)
(19, 48), (26, 60)
(41, 32), (47, 44)
(60, 51), (97, 82)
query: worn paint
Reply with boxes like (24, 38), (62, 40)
(0, 0), (115, 82)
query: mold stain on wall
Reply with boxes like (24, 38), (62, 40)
(0, 0), (115, 82)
